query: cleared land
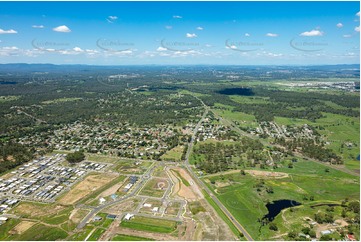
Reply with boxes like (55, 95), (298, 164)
(58, 173), (117, 205)
(9, 221), (36, 234)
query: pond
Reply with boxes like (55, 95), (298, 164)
(263, 199), (301, 221)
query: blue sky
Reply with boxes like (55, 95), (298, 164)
(0, 1), (359, 65)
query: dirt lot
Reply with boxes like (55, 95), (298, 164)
(97, 178), (127, 199)
(12, 203), (66, 218)
(246, 169), (289, 178)
(10, 221), (36, 234)
(58, 173), (117, 205)
(169, 168), (203, 201)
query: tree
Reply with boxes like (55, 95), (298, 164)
(269, 222), (278, 231)
(288, 231), (297, 239)
(66, 151), (85, 164)
(288, 162), (293, 168)
(240, 170), (246, 175)
(348, 201), (360, 214)
(302, 227), (310, 235)
(309, 230), (316, 238)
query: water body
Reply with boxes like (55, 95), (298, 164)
(0, 81), (17, 85)
(217, 87), (254, 96)
(263, 199), (301, 221)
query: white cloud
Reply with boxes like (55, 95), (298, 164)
(165, 26), (172, 30)
(357, 11), (360, 17)
(108, 16), (118, 20)
(266, 33), (278, 37)
(196, 27), (203, 30)
(0, 29), (17, 34)
(73, 47), (83, 52)
(53, 25), (71, 33)
(226, 45), (237, 50)
(173, 15), (182, 19)
(107, 16), (118, 23)
(3, 46), (18, 50)
(336, 23), (343, 28)
(186, 33), (197, 38)
(157, 46), (167, 51)
(300, 29), (323, 36)
(32, 25), (44, 29)
(245, 33), (250, 37)
(343, 34), (352, 38)
(205, 44), (212, 47)
(355, 26), (360, 32)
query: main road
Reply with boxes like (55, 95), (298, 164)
(184, 96), (254, 241)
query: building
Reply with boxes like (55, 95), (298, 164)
(124, 213), (134, 221)
(106, 214), (117, 220)
(123, 183), (133, 192)
(321, 230), (331, 236)
(152, 207), (159, 212)
(93, 216), (102, 222)
(99, 197), (106, 204)
(345, 234), (356, 241)
(143, 203), (152, 208)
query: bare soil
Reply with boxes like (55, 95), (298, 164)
(10, 221), (36, 234)
(58, 173), (117, 205)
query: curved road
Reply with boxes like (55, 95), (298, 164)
(77, 164), (156, 229)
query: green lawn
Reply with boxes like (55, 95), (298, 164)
(88, 228), (106, 241)
(161, 146), (184, 161)
(120, 216), (177, 234)
(7, 223), (68, 241)
(67, 225), (94, 241)
(0, 219), (21, 240)
(111, 234), (154, 241)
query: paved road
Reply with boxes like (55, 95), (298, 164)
(77, 164), (156, 229)
(184, 96), (254, 241)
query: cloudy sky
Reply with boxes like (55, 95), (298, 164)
(0, 1), (359, 65)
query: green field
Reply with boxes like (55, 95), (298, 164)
(111, 234), (154, 241)
(161, 146), (184, 161)
(119, 216), (177, 233)
(139, 178), (169, 198)
(203, 160), (359, 240)
(113, 160), (153, 175)
(67, 225), (94, 241)
(88, 228), (106, 241)
(6, 223), (68, 241)
(86, 154), (123, 163)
